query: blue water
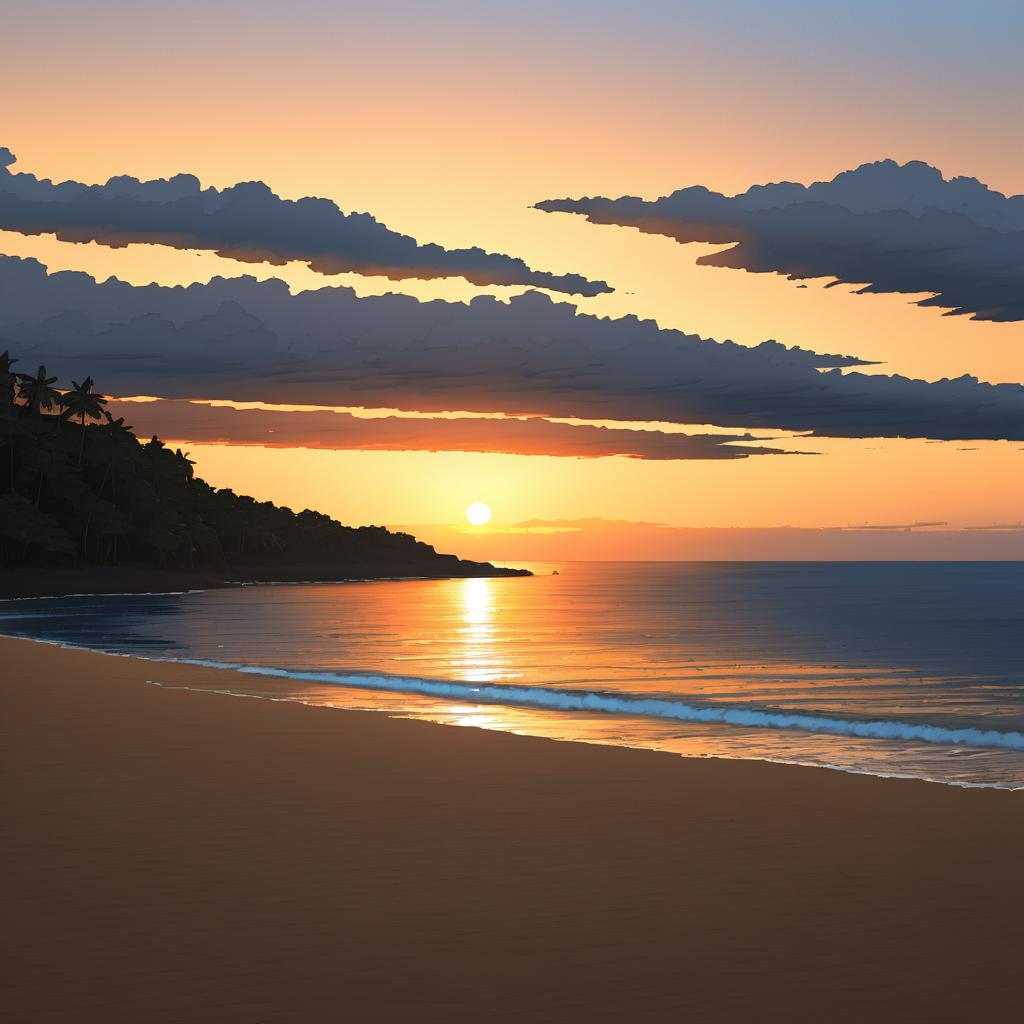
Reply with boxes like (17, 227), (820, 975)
(3, 562), (1023, 787)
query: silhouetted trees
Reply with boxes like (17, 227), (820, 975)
(15, 364), (61, 417)
(61, 377), (107, 465)
(0, 360), (461, 573)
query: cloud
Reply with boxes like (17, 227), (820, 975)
(108, 398), (789, 461)
(536, 159), (1024, 321)
(2, 255), (1023, 440)
(0, 147), (609, 296)
(853, 521), (947, 531)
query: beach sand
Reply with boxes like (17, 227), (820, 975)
(2, 635), (1022, 1022)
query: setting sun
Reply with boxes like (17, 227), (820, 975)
(466, 502), (492, 527)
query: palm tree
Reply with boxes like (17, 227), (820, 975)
(102, 410), (133, 434)
(61, 377), (108, 465)
(15, 365), (61, 417)
(174, 448), (196, 481)
(0, 351), (16, 408)
(94, 411), (135, 501)
(14, 368), (62, 510)
(1, 351), (17, 494)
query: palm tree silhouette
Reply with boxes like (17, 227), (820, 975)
(1, 351), (17, 494)
(60, 377), (108, 465)
(94, 411), (135, 501)
(0, 351), (16, 408)
(174, 448), (196, 481)
(102, 410), (133, 433)
(15, 365), (61, 416)
(14, 367), (63, 509)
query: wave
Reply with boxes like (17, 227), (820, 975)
(171, 658), (1024, 753)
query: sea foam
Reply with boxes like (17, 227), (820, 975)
(174, 658), (1024, 753)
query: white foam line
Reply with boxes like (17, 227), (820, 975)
(129, 678), (1024, 792)
(4, 635), (1022, 789)
(162, 658), (1024, 754)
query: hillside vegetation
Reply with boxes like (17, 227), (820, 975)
(0, 355), (523, 584)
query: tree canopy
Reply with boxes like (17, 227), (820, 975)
(0, 355), (508, 578)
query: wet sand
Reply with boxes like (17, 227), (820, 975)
(2, 634), (1022, 1022)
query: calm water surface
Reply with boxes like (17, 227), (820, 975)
(3, 562), (1023, 788)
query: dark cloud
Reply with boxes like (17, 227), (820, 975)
(0, 147), (609, 296)
(536, 159), (1024, 321)
(2, 255), (1023, 440)
(107, 399), (789, 461)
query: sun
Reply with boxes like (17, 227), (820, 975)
(465, 502), (492, 527)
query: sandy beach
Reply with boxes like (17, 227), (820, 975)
(2, 634), (1022, 1023)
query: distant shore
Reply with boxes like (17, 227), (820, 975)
(0, 559), (531, 599)
(2, 634), (1022, 1022)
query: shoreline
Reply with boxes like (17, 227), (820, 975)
(4, 632), (1021, 792)
(2, 635), (1022, 1022)
(0, 560), (531, 600)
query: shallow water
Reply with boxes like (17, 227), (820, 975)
(3, 562), (1023, 787)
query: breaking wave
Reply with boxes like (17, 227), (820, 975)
(174, 658), (1024, 753)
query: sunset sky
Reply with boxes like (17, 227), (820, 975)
(3, 0), (1022, 559)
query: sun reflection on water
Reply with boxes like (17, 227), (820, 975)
(36, 562), (1017, 787)
(456, 576), (507, 682)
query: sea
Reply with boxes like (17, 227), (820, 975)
(3, 562), (1023, 789)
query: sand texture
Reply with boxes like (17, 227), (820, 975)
(2, 635), (1022, 1022)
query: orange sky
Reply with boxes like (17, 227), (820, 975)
(3, 1), (1022, 557)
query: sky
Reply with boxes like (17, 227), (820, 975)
(2, 0), (1022, 559)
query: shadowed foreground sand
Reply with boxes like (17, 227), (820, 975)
(2, 635), (1022, 1023)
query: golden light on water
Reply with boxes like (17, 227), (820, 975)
(457, 576), (503, 682)
(465, 502), (492, 527)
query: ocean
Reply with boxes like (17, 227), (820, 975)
(3, 561), (1022, 788)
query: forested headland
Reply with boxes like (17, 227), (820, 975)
(0, 355), (527, 596)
